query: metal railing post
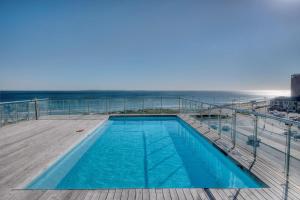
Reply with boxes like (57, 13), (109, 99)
(200, 103), (203, 120)
(34, 99), (38, 120)
(105, 97), (108, 115)
(285, 124), (292, 180)
(218, 108), (222, 137)
(0, 105), (2, 127)
(46, 99), (49, 116)
(108, 98), (111, 114)
(99, 99), (102, 114)
(251, 100), (256, 111)
(208, 105), (211, 129)
(49, 100), (52, 116)
(178, 97), (181, 113)
(27, 102), (30, 120)
(68, 100), (71, 117)
(142, 98), (144, 113)
(96, 99), (99, 114)
(15, 103), (18, 123)
(123, 98), (126, 114)
(160, 96), (163, 113)
(253, 115), (258, 160)
(232, 110), (237, 148)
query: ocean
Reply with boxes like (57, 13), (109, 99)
(0, 90), (289, 104)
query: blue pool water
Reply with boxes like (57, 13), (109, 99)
(27, 116), (264, 189)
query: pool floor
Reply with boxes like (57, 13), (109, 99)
(27, 116), (263, 189)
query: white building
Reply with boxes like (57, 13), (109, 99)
(291, 73), (300, 98)
(270, 74), (300, 113)
(270, 97), (300, 113)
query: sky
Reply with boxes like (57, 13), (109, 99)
(0, 0), (299, 91)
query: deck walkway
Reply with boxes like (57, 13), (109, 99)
(0, 115), (299, 200)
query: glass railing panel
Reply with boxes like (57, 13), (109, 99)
(38, 99), (49, 117)
(219, 107), (233, 142)
(27, 101), (34, 120)
(108, 98), (124, 114)
(143, 97), (162, 114)
(162, 97), (179, 113)
(206, 106), (218, 133)
(48, 100), (64, 115)
(15, 102), (30, 122)
(180, 99), (188, 113)
(186, 99), (194, 113)
(256, 116), (287, 180)
(192, 106), (203, 124)
(190, 101), (200, 113)
(84, 99), (106, 114)
(2, 103), (17, 125)
(235, 112), (255, 154)
(289, 124), (300, 187)
(0, 104), (3, 127)
(124, 97), (143, 114)
(69, 99), (88, 115)
(182, 99), (202, 113)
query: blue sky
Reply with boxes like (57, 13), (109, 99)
(0, 0), (299, 90)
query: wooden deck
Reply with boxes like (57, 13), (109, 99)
(0, 115), (299, 200)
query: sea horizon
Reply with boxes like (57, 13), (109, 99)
(0, 90), (290, 103)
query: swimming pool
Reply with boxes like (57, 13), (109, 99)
(27, 116), (264, 189)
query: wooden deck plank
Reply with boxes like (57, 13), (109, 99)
(8, 190), (46, 200)
(82, 191), (96, 200)
(169, 189), (179, 200)
(182, 189), (194, 200)
(189, 189), (201, 200)
(43, 191), (73, 200)
(162, 189), (172, 200)
(149, 189), (156, 200)
(120, 190), (129, 200)
(113, 189), (122, 200)
(135, 189), (143, 200)
(98, 190), (109, 200)
(143, 189), (150, 200)
(206, 189), (222, 200)
(156, 189), (164, 200)
(195, 189), (209, 200)
(106, 189), (116, 200)
(175, 189), (186, 200)
(128, 189), (136, 200)
(69, 190), (82, 200)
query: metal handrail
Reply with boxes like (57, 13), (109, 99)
(196, 100), (300, 127)
(0, 98), (48, 105)
(1, 97), (298, 127)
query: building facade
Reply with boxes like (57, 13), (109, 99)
(270, 74), (300, 113)
(291, 74), (300, 98)
(270, 97), (300, 113)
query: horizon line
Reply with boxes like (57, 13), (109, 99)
(0, 89), (290, 92)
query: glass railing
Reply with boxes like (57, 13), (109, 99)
(195, 101), (300, 198)
(1, 97), (200, 125)
(0, 99), (48, 127)
(44, 97), (183, 116)
(0, 96), (299, 197)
